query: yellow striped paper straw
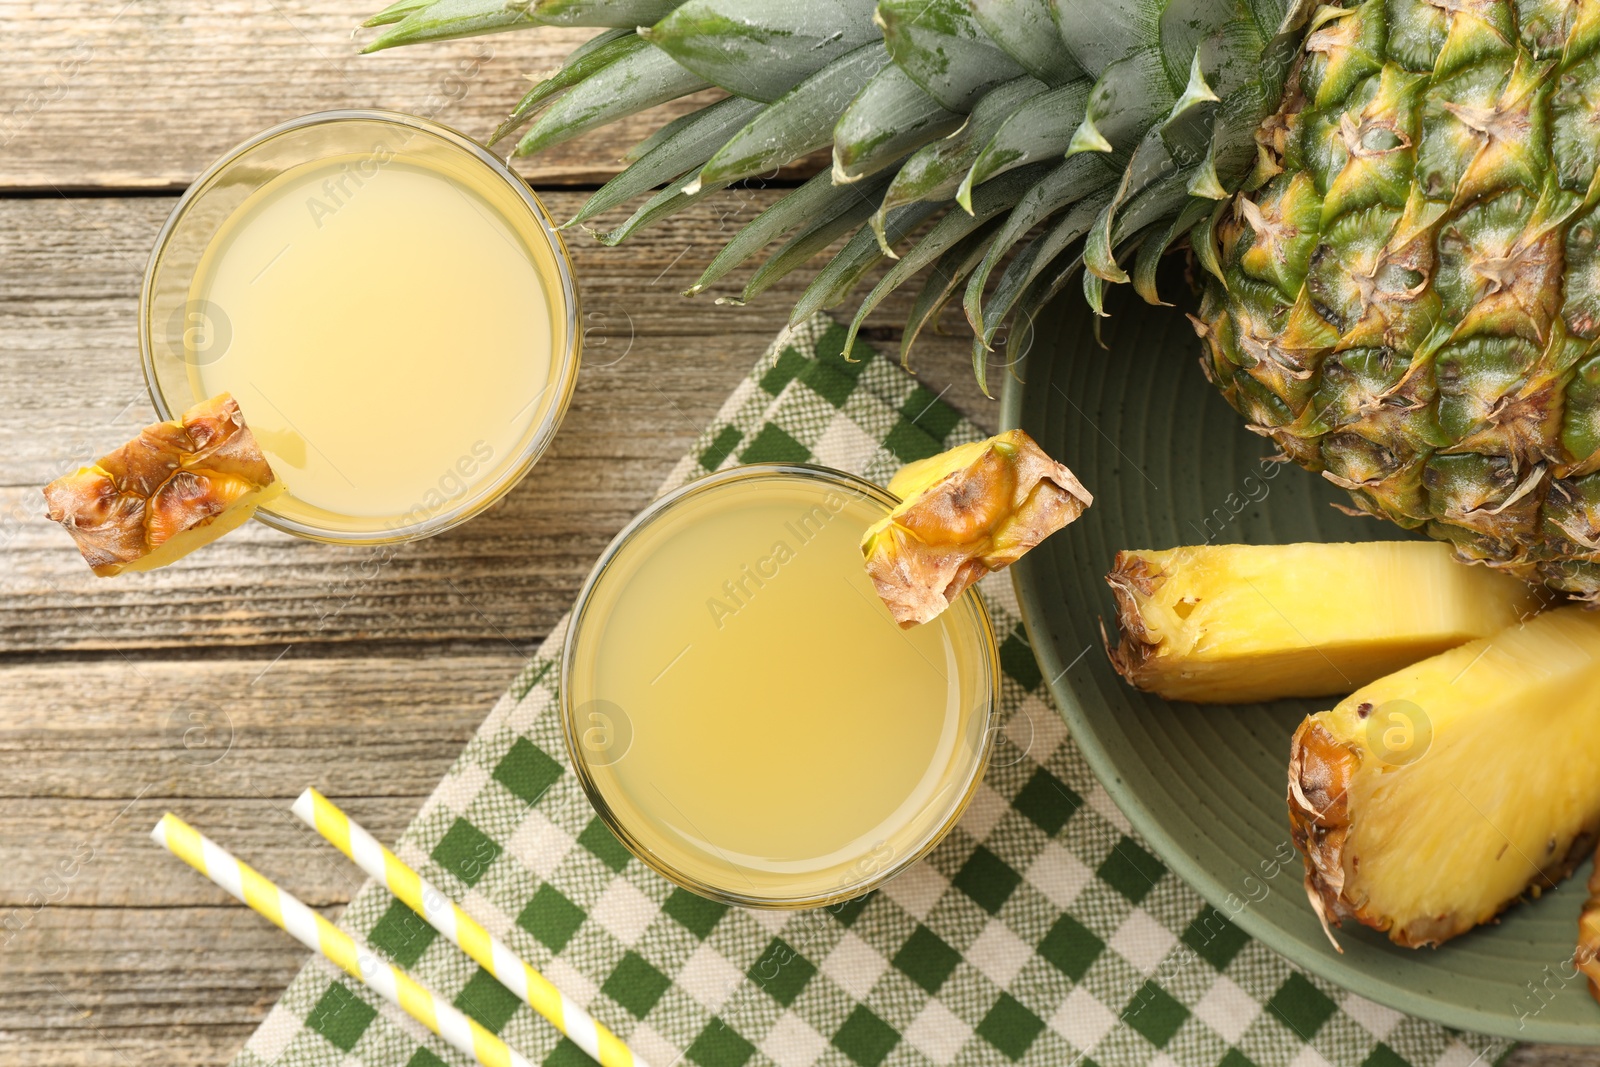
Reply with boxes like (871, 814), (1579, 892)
(292, 788), (643, 1067)
(151, 812), (534, 1067)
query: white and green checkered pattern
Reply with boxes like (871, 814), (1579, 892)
(231, 316), (1510, 1067)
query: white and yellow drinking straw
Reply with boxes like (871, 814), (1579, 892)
(151, 812), (535, 1067)
(291, 788), (644, 1067)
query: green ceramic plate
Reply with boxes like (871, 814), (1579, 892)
(1000, 270), (1599, 1044)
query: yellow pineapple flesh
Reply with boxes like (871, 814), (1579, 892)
(863, 429), (1090, 627)
(1289, 606), (1600, 949)
(1105, 542), (1547, 703)
(43, 393), (280, 576)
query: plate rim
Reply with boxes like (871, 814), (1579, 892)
(999, 336), (1600, 1047)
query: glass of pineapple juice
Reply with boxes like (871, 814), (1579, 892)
(562, 464), (1000, 908)
(140, 110), (580, 542)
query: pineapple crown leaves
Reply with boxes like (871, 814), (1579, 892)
(362, 0), (1319, 393)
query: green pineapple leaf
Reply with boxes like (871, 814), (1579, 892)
(843, 162), (1052, 357)
(364, 0), (431, 28)
(363, 0), (539, 52)
(1082, 257), (1110, 316)
(833, 65), (963, 184)
(527, 0), (686, 27)
(1131, 194), (1210, 304)
(1189, 198), (1228, 282)
(969, 0), (1083, 85)
(957, 81), (1089, 211)
(734, 185), (888, 304)
(874, 76), (1049, 245)
(1155, 0), (1239, 80)
(695, 44), (892, 189)
(1070, 47), (1176, 157)
(568, 96), (764, 227)
(964, 154), (1111, 334)
(976, 192), (1108, 355)
(789, 202), (939, 323)
(1052, 0), (1162, 76)
(515, 43), (711, 156)
(1157, 50), (1222, 163)
(641, 0), (881, 102)
(1083, 128), (1179, 282)
(595, 170), (731, 245)
(901, 221), (1004, 367)
(1009, 245), (1085, 347)
(688, 169), (894, 297)
(877, 0), (1027, 111)
(1097, 166), (1197, 288)
(489, 28), (637, 146)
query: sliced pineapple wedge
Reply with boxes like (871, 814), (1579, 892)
(1105, 542), (1548, 703)
(863, 429), (1091, 627)
(43, 393), (280, 576)
(1290, 606), (1600, 949)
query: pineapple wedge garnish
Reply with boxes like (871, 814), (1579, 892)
(863, 430), (1091, 627)
(1290, 606), (1600, 949)
(43, 393), (280, 576)
(1105, 542), (1547, 703)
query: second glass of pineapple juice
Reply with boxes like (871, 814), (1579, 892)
(562, 465), (999, 907)
(140, 111), (580, 542)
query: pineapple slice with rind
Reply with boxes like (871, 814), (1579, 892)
(43, 393), (280, 576)
(862, 429), (1091, 627)
(1289, 606), (1600, 949)
(1105, 542), (1548, 703)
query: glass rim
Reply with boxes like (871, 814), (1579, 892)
(559, 462), (1002, 909)
(138, 108), (583, 545)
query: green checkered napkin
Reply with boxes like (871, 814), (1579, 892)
(232, 316), (1508, 1067)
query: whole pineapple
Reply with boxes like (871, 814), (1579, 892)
(1199, 0), (1600, 599)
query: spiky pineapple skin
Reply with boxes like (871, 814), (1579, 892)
(1198, 0), (1600, 598)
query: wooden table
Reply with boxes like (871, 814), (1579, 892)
(0, 5), (1585, 1064)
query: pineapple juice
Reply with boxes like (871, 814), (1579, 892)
(180, 137), (567, 534)
(563, 466), (997, 905)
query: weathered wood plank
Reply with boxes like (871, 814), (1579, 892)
(0, 797), (422, 908)
(0, 192), (1000, 654)
(2, 905), (324, 1067)
(0, 1032), (257, 1067)
(0, 655), (514, 1066)
(0, 1027), (259, 1067)
(0, 1), (725, 189)
(0, 656), (516, 905)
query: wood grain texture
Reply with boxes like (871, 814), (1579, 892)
(0, 656), (511, 1066)
(4, 905), (327, 1066)
(0, 1), (726, 190)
